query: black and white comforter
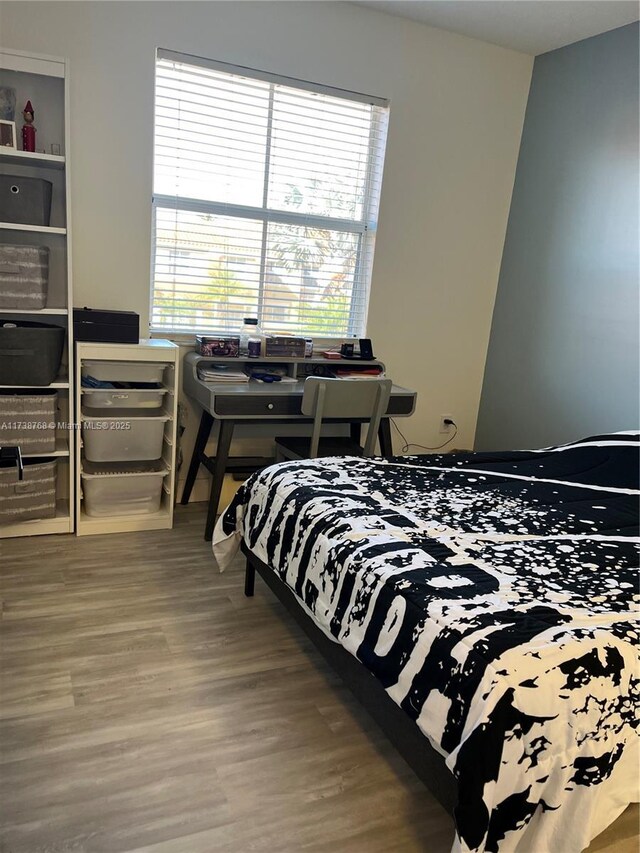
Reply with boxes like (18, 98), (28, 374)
(213, 432), (639, 852)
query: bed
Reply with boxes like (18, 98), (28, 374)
(213, 432), (639, 852)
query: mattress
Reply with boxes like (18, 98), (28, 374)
(213, 432), (639, 852)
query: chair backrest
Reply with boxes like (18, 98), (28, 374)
(301, 377), (393, 457)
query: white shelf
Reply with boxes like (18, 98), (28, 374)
(21, 439), (69, 459)
(0, 149), (65, 170)
(1, 374), (69, 389)
(0, 307), (68, 315)
(0, 222), (66, 235)
(0, 500), (71, 539)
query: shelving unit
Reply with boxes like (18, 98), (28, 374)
(0, 150), (65, 169)
(75, 340), (179, 536)
(0, 48), (74, 539)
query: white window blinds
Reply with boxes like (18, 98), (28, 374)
(151, 50), (389, 337)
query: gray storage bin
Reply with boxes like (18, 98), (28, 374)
(82, 460), (167, 517)
(0, 458), (57, 523)
(0, 175), (53, 226)
(0, 392), (58, 453)
(82, 387), (167, 409)
(0, 244), (49, 309)
(82, 413), (169, 462)
(0, 320), (65, 385)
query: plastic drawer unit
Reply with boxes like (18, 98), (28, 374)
(82, 413), (169, 462)
(81, 461), (167, 517)
(81, 361), (168, 384)
(82, 388), (168, 409)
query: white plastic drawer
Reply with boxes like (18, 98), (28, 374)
(82, 388), (168, 409)
(82, 360), (168, 384)
(82, 415), (169, 462)
(82, 461), (167, 517)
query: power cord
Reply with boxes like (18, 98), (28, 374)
(391, 418), (458, 453)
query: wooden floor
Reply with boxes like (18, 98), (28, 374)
(0, 504), (637, 853)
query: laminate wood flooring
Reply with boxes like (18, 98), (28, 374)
(0, 506), (637, 852)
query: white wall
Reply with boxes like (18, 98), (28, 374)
(0, 1), (532, 498)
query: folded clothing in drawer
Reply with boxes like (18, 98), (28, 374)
(0, 244), (49, 310)
(82, 361), (168, 384)
(82, 413), (169, 462)
(82, 460), (167, 517)
(0, 458), (57, 522)
(82, 387), (167, 409)
(0, 392), (58, 454)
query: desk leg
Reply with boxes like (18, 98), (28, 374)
(379, 418), (393, 456)
(204, 418), (235, 542)
(181, 410), (214, 505)
(244, 558), (255, 597)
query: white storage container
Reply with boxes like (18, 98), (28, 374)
(82, 388), (168, 409)
(82, 461), (167, 517)
(82, 414), (169, 461)
(82, 361), (168, 384)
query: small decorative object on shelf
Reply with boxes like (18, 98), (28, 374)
(195, 335), (240, 357)
(50, 143), (61, 156)
(0, 119), (16, 149)
(21, 100), (36, 152)
(265, 335), (306, 358)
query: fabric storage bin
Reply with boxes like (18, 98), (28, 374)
(82, 388), (167, 409)
(0, 175), (53, 226)
(0, 321), (65, 385)
(82, 461), (167, 517)
(0, 244), (49, 309)
(0, 458), (57, 523)
(82, 414), (169, 461)
(82, 361), (167, 384)
(0, 392), (58, 453)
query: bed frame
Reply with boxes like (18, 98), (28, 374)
(242, 543), (459, 816)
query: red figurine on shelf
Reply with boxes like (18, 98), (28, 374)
(22, 100), (36, 152)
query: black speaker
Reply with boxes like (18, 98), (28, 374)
(359, 338), (374, 360)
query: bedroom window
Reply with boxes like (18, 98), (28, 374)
(151, 50), (390, 337)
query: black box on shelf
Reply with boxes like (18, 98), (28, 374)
(73, 307), (139, 344)
(0, 175), (53, 226)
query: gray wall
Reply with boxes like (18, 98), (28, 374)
(475, 23), (639, 450)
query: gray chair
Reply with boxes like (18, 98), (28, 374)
(275, 377), (393, 461)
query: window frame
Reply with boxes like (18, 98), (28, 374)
(150, 49), (389, 339)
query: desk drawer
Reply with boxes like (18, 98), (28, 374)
(214, 395), (302, 417)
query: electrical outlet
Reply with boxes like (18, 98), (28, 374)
(439, 414), (455, 434)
